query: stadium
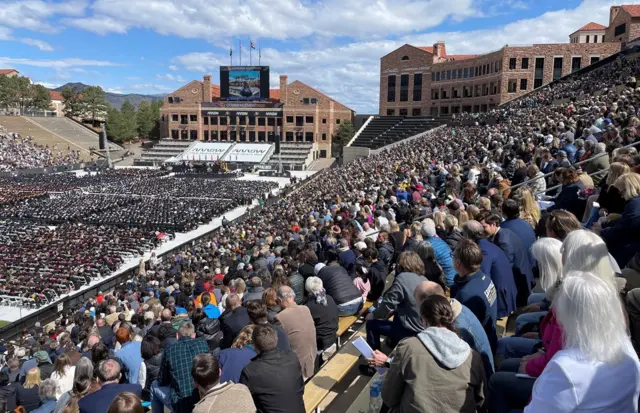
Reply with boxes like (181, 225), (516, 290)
(0, 3), (639, 413)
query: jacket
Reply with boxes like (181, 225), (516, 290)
(239, 350), (305, 413)
(500, 217), (537, 266)
(218, 346), (257, 384)
(143, 352), (163, 395)
(288, 272), (306, 305)
(276, 306), (317, 379)
(525, 310), (563, 377)
(451, 270), (498, 351)
(115, 341), (143, 385)
(196, 317), (222, 351)
(477, 239), (517, 318)
(0, 384), (17, 412)
(584, 153), (610, 187)
(306, 295), (339, 351)
(524, 345), (640, 413)
(382, 327), (486, 413)
(378, 242), (395, 269)
(338, 248), (357, 278)
(299, 262), (316, 280)
(425, 236), (456, 287)
(242, 287), (265, 304)
(547, 181), (585, 219)
(16, 384), (40, 412)
(372, 272), (427, 334)
(316, 265), (361, 305)
(492, 228), (535, 290)
(598, 184), (627, 214)
(31, 399), (56, 413)
(601, 197), (640, 268)
(78, 383), (142, 413)
(193, 382), (256, 413)
(37, 362), (53, 380)
(219, 306), (251, 349)
(367, 260), (388, 302)
(451, 299), (494, 376)
(529, 172), (546, 195)
(442, 229), (464, 252)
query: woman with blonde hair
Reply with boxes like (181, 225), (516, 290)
(433, 211), (446, 232)
(562, 230), (618, 292)
(233, 279), (246, 300)
(17, 368), (41, 412)
(602, 172), (640, 268)
(441, 215), (463, 251)
(217, 325), (256, 384)
(525, 164), (546, 197)
(514, 187), (540, 228)
(455, 210), (470, 229)
(478, 197), (491, 212)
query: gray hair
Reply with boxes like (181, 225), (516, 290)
(277, 285), (296, 302)
(39, 379), (58, 401)
(595, 142), (606, 154)
(561, 230), (616, 291)
(178, 322), (195, 338)
(462, 220), (486, 241)
(420, 218), (437, 238)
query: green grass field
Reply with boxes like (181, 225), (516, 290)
(0, 321), (10, 328)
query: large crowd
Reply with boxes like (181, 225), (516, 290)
(0, 49), (639, 413)
(0, 127), (81, 172)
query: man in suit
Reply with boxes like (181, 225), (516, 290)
(479, 211), (534, 307)
(584, 142), (610, 187)
(219, 294), (251, 349)
(462, 221), (517, 319)
(500, 199), (537, 266)
(79, 359), (142, 413)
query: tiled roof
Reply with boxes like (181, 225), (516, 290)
(49, 91), (63, 101)
(622, 5), (640, 17)
(417, 46), (434, 54)
(444, 54), (479, 61)
(269, 89), (280, 100)
(211, 84), (220, 98)
(576, 22), (607, 31)
(0, 69), (18, 75)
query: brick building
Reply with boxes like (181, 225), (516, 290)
(379, 6), (629, 116)
(0, 69), (19, 78)
(159, 73), (353, 160)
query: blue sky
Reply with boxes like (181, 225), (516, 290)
(0, 0), (618, 112)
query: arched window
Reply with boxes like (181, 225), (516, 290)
(401, 56), (409, 61)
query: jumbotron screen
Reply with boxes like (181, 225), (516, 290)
(220, 66), (270, 101)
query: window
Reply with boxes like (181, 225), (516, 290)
(431, 72), (436, 81)
(413, 73), (422, 102)
(400, 74), (409, 101)
(180, 115), (188, 125)
(229, 116), (237, 125)
(219, 117), (227, 126)
(388, 75), (396, 87)
(521, 57), (529, 69)
(457, 69), (462, 78)
(399, 108), (408, 116)
(387, 109), (395, 116)
(322, 133), (327, 140)
(590, 56), (600, 64)
(220, 131), (227, 140)
(190, 114), (197, 122)
(305, 132), (314, 142)
(295, 116), (303, 126)
(171, 114), (178, 122)
(203, 117), (208, 125)
(553, 57), (563, 81)
(400, 89), (409, 101)
(508, 79), (517, 93)
(436, 72), (440, 81)
(258, 131), (265, 141)
(171, 129), (178, 139)
(615, 23), (626, 37)
(248, 116), (255, 125)
(432, 89), (439, 100)
(593, 35), (598, 43)
(168, 97), (174, 104)
(211, 117), (218, 125)
(586, 35), (590, 43)
(336, 119), (341, 124)
(413, 89), (422, 102)
(447, 70), (451, 80)
(267, 118), (275, 126)
(387, 75), (396, 102)
(181, 130), (188, 139)
(400, 74), (409, 87)
(464, 68), (469, 78)
(305, 116), (314, 123)
(520, 79), (528, 90)
(203, 130), (209, 141)
(238, 116), (246, 125)
(534, 78), (543, 89)
(311, 98), (318, 104)
(248, 131), (255, 141)
(285, 132), (294, 141)
(322, 118), (327, 124)
(452, 70), (456, 79)
(189, 130), (197, 140)
(286, 116), (294, 123)
(401, 55), (409, 60)
(257, 117), (265, 126)
(412, 108), (421, 116)
(509, 58), (516, 70)
(303, 98), (310, 104)
(571, 57), (581, 73)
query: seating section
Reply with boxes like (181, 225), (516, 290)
(350, 116), (444, 149)
(27, 117), (121, 152)
(137, 139), (194, 163)
(0, 116), (93, 159)
(268, 142), (313, 168)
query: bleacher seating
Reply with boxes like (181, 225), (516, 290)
(268, 142), (313, 168)
(26, 116), (121, 152)
(136, 139), (194, 163)
(350, 116), (445, 149)
(0, 116), (93, 160)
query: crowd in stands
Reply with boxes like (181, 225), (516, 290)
(0, 127), (81, 172)
(0, 49), (640, 413)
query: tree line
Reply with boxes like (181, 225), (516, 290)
(0, 75), (52, 113)
(61, 86), (163, 143)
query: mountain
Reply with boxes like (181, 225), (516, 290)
(52, 83), (166, 110)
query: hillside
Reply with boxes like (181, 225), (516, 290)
(52, 83), (165, 109)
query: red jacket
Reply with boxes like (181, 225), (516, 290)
(525, 309), (563, 377)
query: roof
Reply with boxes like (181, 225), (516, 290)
(49, 91), (63, 101)
(269, 89), (280, 100)
(0, 69), (18, 75)
(622, 5), (640, 17)
(289, 80), (354, 112)
(417, 46), (434, 54)
(570, 22), (607, 36)
(443, 54), (479, 61)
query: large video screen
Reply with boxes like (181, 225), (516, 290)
(220, 66), (270, 101)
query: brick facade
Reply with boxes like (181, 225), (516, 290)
(605, 6), (640, 44)
(159, 73), (353, 158)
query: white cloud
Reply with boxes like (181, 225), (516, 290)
(20, 38), (54, 51)
(0, 0), (88, 33)
(157, 73), (186, 82)
(105, 87), (124, 94)
(34, 81), (62, 89)
(168, 65), (179, 71)
(129, 84), (174, 92)
(67, 0), (478, 40)
(0, 57), (121, 70)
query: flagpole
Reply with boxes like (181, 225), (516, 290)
(259, 47), (261, 66)
(250, 39), (252, 66)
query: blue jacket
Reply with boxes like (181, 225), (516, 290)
(218, 345), (257, 384)
(338, 248), (357, 278)
(562, 143), (577, 163)
(79, 383), (142, 413)
(115, 341), (143, 385)
(478, 239), (517, 318)
(601, 197), (640, 268)
(425, 236), (456, 287)
(501, 217), (537, 265)
(492, 228), (535, 290)
(453, 299), (495, 377)
(450, 269), (498, 351)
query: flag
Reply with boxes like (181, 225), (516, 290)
(250, 41), (256, 50)
(229, 47), (232, 56)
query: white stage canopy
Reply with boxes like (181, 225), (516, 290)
(223, 143), (273, 163)
(180, 142), (233, 161)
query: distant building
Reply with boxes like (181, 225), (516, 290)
(0, 69), (19, 78)
(379, 5), (631, 116)
(49, 91), (65, 117)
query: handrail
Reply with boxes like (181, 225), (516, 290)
(507, 140), (640, 192)
(534, 167), (610, 196)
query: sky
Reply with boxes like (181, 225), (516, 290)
(0, 0), (624, 113)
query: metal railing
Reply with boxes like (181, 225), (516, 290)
(534, 168), (610, 197)
(507, 140), (640, 192)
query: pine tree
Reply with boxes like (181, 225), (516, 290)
(61, 86), (82, 117)
(81, 86), (108, 126)
(119, 100), (138, 142)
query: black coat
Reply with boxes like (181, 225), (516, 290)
(492, 228), (535, 296)
(239, 350), (305, 413)
(219, 306), (251, 349)
(16, 384), (40, 412)
(378, 242), (394, 270)
(142, 352), (163, 400)
(196, 317), (222, 351)
(548, 181), (585, 219)
(0, 384), (17, 412)
(299, 262), (316, 280)
(442, 229), (464, 251)
(288, 272), (306, 305)
(306, 295), (339, 350)
(367, 260), (388, 302)
(316, 265), (361, 305)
